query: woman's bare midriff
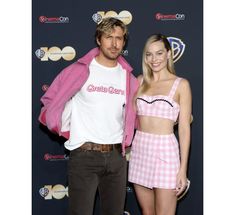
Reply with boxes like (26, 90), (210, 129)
(138, 116), (175, 135)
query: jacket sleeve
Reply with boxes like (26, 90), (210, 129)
(38, 70), (63, 127)
(38, 62), (85, 139)
(38, 63), (76, 137)
(123, 74), (139, 149)
(131, 74), (139, 130)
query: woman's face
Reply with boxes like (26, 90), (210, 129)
(145, 40), (170, 73)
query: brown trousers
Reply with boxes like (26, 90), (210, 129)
(68, 145), (127, 215)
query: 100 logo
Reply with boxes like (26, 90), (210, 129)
(35, 46), (76, 61)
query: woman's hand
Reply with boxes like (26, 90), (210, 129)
(175, 170), (188, 197)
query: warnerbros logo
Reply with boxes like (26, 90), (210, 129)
(167, 37), (186, 63)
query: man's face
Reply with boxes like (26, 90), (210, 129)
(97, 26), (125, 61)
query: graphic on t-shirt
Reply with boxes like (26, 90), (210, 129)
(87, 84), (125, 95)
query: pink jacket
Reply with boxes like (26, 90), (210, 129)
(39, 47), (138, 154)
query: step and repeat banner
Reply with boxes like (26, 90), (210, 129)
(32, 1), (203, 214)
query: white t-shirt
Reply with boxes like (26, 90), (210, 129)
(62, 58), (126, 150)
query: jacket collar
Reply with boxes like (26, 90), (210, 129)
(78, 47), (133, 73)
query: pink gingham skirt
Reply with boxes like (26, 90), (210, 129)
(128, 130), (180, 189)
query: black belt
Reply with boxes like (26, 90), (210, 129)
(79, 142), (121, 153)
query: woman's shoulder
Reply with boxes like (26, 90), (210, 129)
(178, 77), (190, 86)
(177, 77), (191, 92)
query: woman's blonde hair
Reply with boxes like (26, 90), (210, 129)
(136, 34), (175, 98)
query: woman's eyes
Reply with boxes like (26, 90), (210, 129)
(146, 52), (163, 57)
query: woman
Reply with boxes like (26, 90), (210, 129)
(128, 34), (192, 215)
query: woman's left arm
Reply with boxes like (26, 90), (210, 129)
(176, 78), (192, 195)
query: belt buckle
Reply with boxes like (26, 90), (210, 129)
(100, 145), (107, 153)
(100, 147), (105, 153)
(101, 144), (112, 153)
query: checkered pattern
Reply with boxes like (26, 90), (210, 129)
(128, 131), (180, 189)
(168, 78), (182, 98)
(137, 78), (182, 122)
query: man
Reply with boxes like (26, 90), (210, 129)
(38, 17), (138, 215)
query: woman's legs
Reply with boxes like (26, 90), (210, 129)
(134, 184), (177, 215)
(134, 184), (155, 215)
(154, 188), (177, 215)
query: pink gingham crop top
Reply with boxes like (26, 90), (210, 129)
(137, 78), (182, 122)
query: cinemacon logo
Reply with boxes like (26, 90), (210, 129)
(156, 13), (185, 21)
(42, 84), (49, 92)
(39, 16), (69, 23)
(44, 153), (69, 161)
(92, 10), (132, 25)
(35, 46), (76, 61)
(39, 184), (68, 200)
